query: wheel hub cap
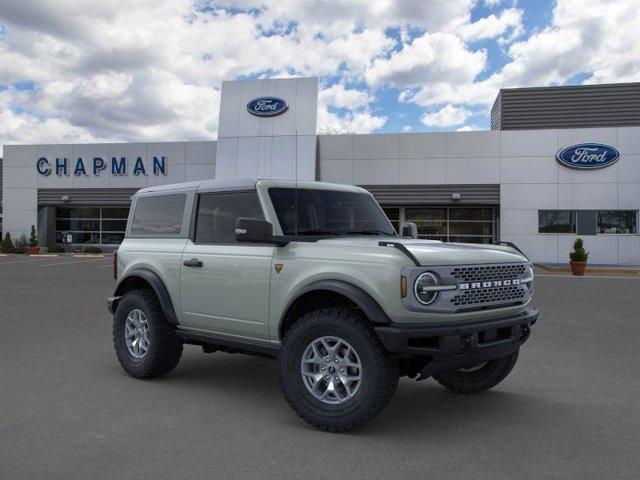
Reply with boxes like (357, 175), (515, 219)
(300, 336), (362, 405)
(125, 309), (150, 358)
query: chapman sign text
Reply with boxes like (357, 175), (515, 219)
(36, 156), (168, 176)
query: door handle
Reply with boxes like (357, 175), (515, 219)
(183, 258), (203, 268)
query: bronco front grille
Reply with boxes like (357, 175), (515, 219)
(451, 285), (526, 307)
(451, 264), (526, 283)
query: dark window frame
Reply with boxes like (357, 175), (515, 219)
(192, 190), (266, 245)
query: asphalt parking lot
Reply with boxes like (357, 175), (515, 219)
(1, 256), (639, 479)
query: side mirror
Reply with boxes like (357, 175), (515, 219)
(401, 222), (418, 239)
(235, 218), (274, 243)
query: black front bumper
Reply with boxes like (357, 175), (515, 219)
(375, 308), (538, 378)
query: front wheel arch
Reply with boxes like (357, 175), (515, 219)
(279, 280), (390, 340)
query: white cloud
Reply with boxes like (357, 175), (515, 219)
(402, 125), (412, 132)
(405, 0), (640, 109)
(456, 124), (484, 131)
(420, 105), (472, 127)
(317, 107), (387, 134)
(366, 32), (486, 87)
(0, 0), (639, 151)
(319, 84), (373, 110)
(458, 7), (523, 42)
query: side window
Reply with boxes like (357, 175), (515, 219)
(130, 194), (186, 236)
(195, 191), (264, 244)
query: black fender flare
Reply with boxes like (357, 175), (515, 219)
(113, 268), (179, 325)
(280, 279), (391, 337)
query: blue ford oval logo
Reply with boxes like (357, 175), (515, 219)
(556, 143), (620, 170)
(246, 97), (288, 117)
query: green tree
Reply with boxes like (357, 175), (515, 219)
(29, 225), (38, 247)
(1, 232), (15, 253)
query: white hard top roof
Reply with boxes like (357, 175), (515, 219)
(136, 177), (366, 195)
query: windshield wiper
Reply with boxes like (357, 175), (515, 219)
(344, 230), (396, 236)
(287, 229), (347, 236)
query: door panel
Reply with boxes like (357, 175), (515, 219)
(178, 190), (274, 340)
(180, 241), (274, 339)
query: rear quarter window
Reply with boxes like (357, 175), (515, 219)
(130, 194), (186, 236)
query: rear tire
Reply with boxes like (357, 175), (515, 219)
(433, 350), (519, 394)
(279, 308), (399, 432)
(113, 289), (183, 379)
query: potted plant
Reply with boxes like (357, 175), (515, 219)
(1, 232), (14, 254)
(569, 238), (589, 276)
(28, 225), (40, 255)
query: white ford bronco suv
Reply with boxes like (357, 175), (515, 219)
(108, 178), (537, 431)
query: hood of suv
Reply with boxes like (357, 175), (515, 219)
(317, 237), (527, 266)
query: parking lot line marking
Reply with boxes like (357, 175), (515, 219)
(39, 258), (105, 267)
(97, 264), (113, 269)
(0, 258), (55, 265)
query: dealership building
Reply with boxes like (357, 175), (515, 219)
(2, 78), (639, 264)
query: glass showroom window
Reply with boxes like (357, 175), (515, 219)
(403, 207), (495, 244)
(381, 207), (400, 234)
(55, 206), (129, 245)
(597, 211), (638, 234)
(538, 210), (577, 233)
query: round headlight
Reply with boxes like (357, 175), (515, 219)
(414, 272), (439, 305)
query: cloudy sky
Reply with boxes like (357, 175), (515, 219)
(0, 0), (638, 154)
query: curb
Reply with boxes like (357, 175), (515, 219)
(534, 263), (640, 275)
(29, 254), (59, 258)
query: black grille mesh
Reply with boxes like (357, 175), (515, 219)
(451, 264), (526, 282)
(451, 285), (525, 307)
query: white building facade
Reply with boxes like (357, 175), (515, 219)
(2, 77), (639, 264)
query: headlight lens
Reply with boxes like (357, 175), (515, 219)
(414, 272), (439, 305)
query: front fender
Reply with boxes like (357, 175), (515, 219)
(279, 279), (391, 336)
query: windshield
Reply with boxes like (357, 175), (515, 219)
(268, 188), (397, 237)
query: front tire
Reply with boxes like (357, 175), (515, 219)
(113, 289), (183, 379)
(433, 350), (519, 394)
(278, 308), (399, 432)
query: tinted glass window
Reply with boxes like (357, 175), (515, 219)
(130, 194), (186, 235)
(195, 192), (263, 244)
(538, 210), (576, 233)
(268, 188), (396, 236)
(597, 210), (637, 234)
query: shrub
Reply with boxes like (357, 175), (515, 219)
(48, 244), (66, 254)
(13, 235), (28, 254)
(1, 232), (14, 253)
(569, 238), (589, 262)
(82, 246), (103, 254)
(29, 225), (38, 247)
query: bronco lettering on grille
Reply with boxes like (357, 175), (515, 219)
(459, 279), (521, 290)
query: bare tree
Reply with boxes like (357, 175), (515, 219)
(317, 124), (355, 135)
